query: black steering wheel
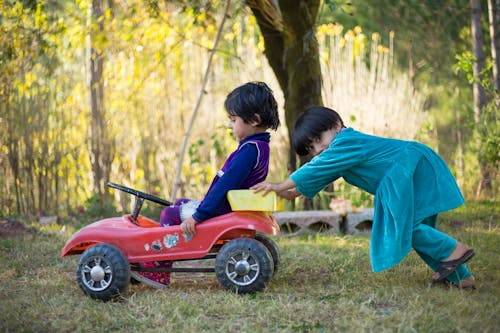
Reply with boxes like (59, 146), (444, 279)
(107, 182), (172, 221)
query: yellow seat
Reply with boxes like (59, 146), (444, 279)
(227, 190), (282, 212)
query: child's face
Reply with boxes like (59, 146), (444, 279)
(227, 114), (260, 141)
(307, 127), (339, 156)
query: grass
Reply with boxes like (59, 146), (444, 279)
(0, 200), (498, 332)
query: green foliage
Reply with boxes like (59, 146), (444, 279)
(210, 127), (227, 157)
(183, 125), (234, 193)
(455, 51), (493, 87)
(454, 52), (476, 83)
(454, 51), (500, 170)
(84, 194), (117, 219)
(323, 0), (354, 16)
(188, 139), (205, 165)
(479, 99), (500, 168)
(187, 126), (229, 166)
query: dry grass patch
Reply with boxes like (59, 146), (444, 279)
(0, 201), (498, 332)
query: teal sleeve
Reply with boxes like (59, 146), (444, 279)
(290, 137), (365, 198)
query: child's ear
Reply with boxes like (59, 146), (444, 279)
(250, 114), (262, 126)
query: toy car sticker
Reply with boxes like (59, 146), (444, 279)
(151, 240), (162, 251)
(163, 233), (179, 248)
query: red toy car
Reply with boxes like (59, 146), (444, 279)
(61, 183), (280, 301)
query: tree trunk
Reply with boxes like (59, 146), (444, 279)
(248, 0), (323, 209)
(4, 93), (23, 214)
(249, 0), (323, 171)
(470, 0), (491, 198)
(455, 100), (465, 190)
(488, 0), (500, 91)
(88, 0), (113, 201)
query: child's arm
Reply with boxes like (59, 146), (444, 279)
(251, 177), (298, 198)
(278, 188), (301, 200)
(193, 144), (258, 223)
(181, 144), (259, 236)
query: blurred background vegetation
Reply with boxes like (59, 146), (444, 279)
(1, 0), (498, 219)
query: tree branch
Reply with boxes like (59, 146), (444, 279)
(171, 0), (232, 201)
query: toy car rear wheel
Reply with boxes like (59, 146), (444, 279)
(255, 233), (280, 274)
(76, 244), (130, 301)
(215, 238), (274, 294)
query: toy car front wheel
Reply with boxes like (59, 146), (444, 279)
(76, 244), (130, 301)
(215, 238), (274, 294)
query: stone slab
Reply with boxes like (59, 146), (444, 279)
(273, 210), (341, 236)
(344, 208), (374, 234)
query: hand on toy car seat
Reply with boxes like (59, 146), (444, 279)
(278, 189), (300, 200)
(181, 217), (197, 236)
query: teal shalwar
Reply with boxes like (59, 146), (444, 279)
(290, 128), (471, 283)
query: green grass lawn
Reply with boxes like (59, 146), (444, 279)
(1, 200), (498, 332)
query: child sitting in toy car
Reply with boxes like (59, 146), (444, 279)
(131, 81), (281, 288)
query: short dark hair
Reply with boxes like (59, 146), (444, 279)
(292, 106), (345, 156)
(224, 82), (280, 130)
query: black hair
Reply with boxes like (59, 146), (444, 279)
(292, 106), (345, 156)
(224, 81), (280, 130)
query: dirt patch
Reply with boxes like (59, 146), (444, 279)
(0, 218), (35, 238)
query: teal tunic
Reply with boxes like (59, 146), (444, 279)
(290, 128), (464, 272)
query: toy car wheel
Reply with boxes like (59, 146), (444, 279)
(215, 238), (274, 294)
(76, 244), (130, 301)
(255, 233), (280, 274)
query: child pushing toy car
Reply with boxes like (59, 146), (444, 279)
(252, 106), (475, 289)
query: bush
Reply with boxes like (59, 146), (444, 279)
(84, 194), (117, 219)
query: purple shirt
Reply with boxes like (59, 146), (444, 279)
(192, 132), (270, 222)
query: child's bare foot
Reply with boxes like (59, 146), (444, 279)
(432, 242), (475, 282)
(458, 276), (476, 289)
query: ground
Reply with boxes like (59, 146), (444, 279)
(0, 218), (34, 238)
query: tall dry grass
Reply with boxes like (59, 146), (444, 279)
(319, 25), (426, 139)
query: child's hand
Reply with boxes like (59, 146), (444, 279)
(251, 182), (278, 195)
(252, 178), (297, 197)
(181, 217), (197, 236)
(278, 189), (300, 200)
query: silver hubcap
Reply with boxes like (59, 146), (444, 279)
(235, 260), (251, 275)
(81, 257), (113, 291)
(225, 251), (260, 286)
(90, 265), (105, 281)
